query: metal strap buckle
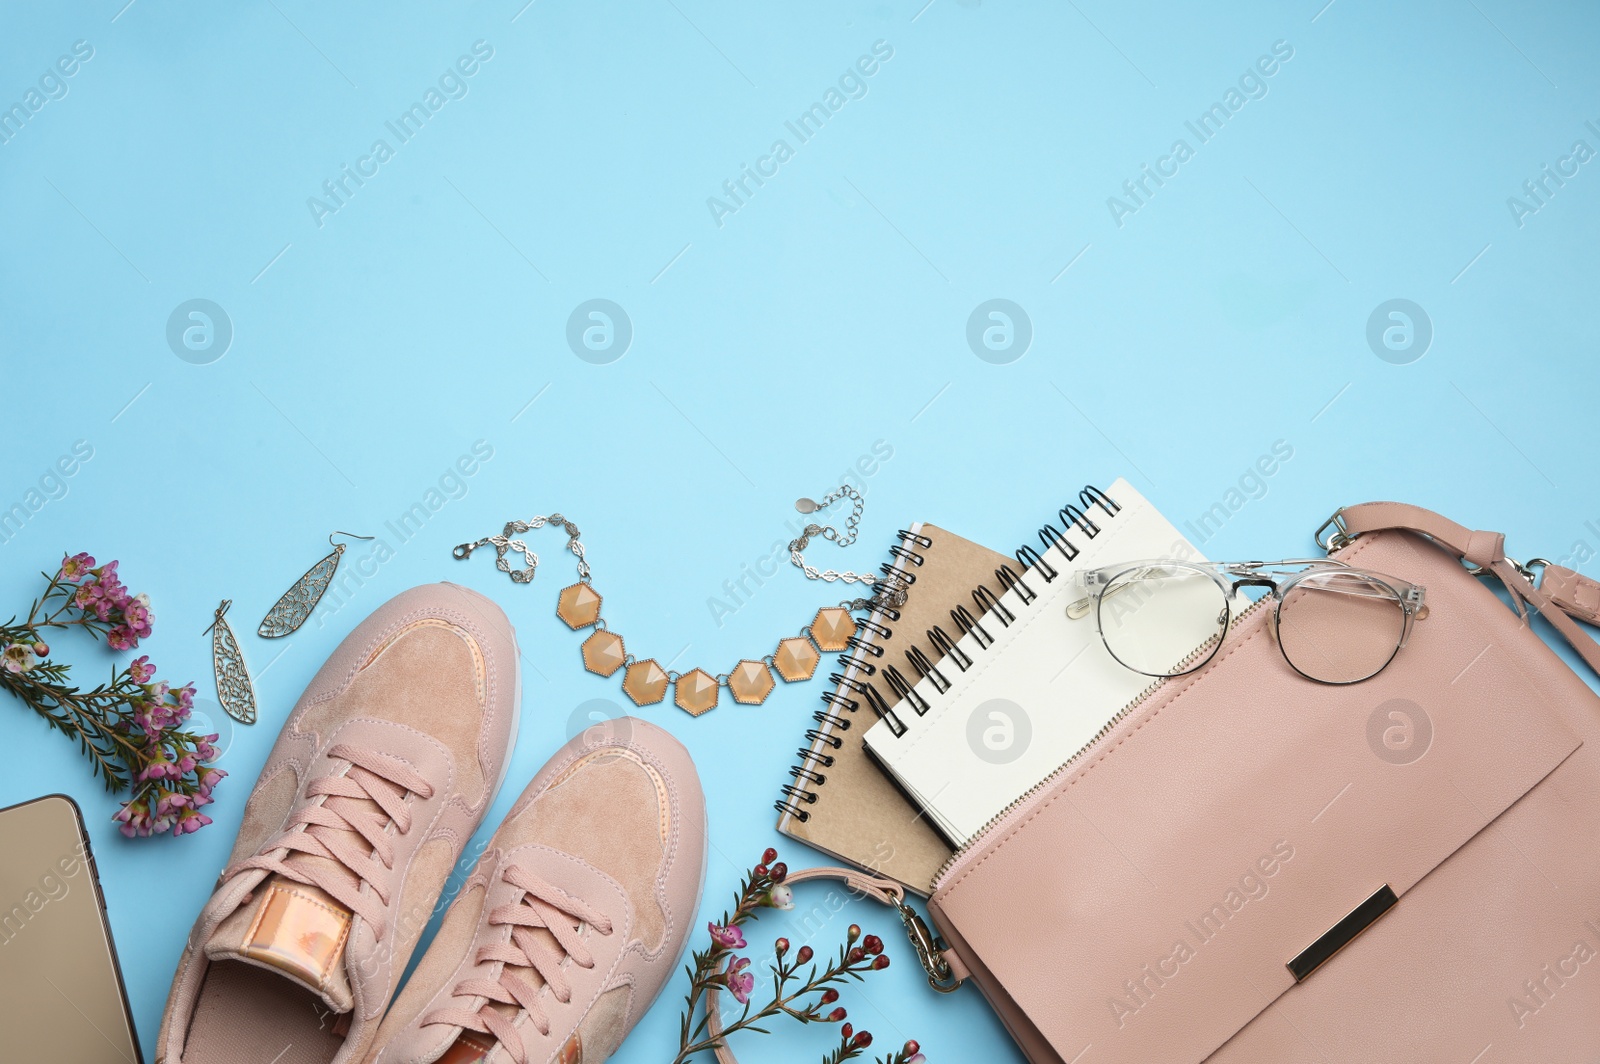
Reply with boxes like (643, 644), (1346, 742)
(1313, 509), (1352, 554)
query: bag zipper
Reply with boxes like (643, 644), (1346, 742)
(931, 596), (1268, 891)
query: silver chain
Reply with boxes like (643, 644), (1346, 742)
(452, 513), (589, 584)
(790, 486), (905, 609)
(790, 486), (870, 582)
(455, 495), (903, 611)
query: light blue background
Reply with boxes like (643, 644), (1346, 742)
(4, 1), (1599, 1061)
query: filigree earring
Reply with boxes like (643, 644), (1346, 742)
(258, 531), (374, 638)
(205, 599), (257, 725)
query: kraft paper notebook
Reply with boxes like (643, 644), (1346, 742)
(862, 479), (1226, 846)
(774, 522), (1014, 896)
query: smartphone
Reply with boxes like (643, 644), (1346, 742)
(0, 793), (142, 1062)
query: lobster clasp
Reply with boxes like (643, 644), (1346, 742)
(452, 541), (479, 561)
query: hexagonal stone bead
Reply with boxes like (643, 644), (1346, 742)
(728, 660), (775, 705)
(622, 658), (669, 706)
(809, 607), (856, 653)
(674, 668), (719, 716)
(580, 630), (626, 676)
(556, 582), (602, 629)
(774, 636), (820, 682)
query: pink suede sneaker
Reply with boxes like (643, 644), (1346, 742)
(365, 717), (707, 1064)
(156, 583), (522, 1064)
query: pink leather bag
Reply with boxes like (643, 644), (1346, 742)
(712, 504), (1600, 1064)
(919, 502), (1600, 1062)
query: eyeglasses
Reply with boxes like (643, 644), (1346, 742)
(1071, 559), (1428, 685)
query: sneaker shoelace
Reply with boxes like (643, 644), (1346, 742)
(225, 743), (434, 938)
(423, 865), (615, 1064)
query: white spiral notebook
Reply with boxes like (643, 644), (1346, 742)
(861, 479), (1224, 846)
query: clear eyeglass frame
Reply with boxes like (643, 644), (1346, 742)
(1073, 558), (1429, 685)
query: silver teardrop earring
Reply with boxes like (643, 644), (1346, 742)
(205, 599), (257, 725)
(258, 531), (374, 638)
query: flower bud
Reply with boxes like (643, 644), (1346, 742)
(872, 954), (890, 970)
(770, 861), (788, 882)
(852, 1030), (873, 1048)
(828, 1007), (847, 1023)
(753, 863), (769, 878)
(774, 937), (789, 957)
(762, 846), (778, 865)
(841, 1023), (852, 1039)
(847, 923), (861, 943)
(820, 988), (839, 1004)
(32, 642), (48, 656)
(863, 934), (883, 955)
(796, 945), (813, 965)
(848, 947), (865, 963)
(904, 1040), (920, 1054)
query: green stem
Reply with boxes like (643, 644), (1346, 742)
(26, 572), (66, 629)
(0, 668), (143, 791)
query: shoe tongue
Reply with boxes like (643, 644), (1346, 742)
(205, 875), (356, 1013)
(436, 1032), (498, 1064)
(437, 1031), (583, 1064)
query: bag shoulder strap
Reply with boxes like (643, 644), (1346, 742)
(1323, 502), (1600, 678)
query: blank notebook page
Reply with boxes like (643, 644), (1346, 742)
(862, 479), (1222, 844)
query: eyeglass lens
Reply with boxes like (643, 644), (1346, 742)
(1097, 564), (1231, 677)
(1276, 570), (1407, 683)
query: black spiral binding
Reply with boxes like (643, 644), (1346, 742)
(906, 644), (950, 693)
(790, 763), (827, 787)
(776, 528), (927, 821)
(1080, 485), (1121, 517)
(861, 683), (897, 730)
(928, 625), (973, 671)
(951, 604), (994, 648)
(797, 746), (836, 769)
(1016, 543), (1058, 582)
(883, 665), (926, 719)
(889, 544), (926, 567)
(836, 654), (877, 677)
(1039, 523), (1078, 562)
(996, 564), (1036, 604)
(844, 634), (885, 659)
(803, 727), (841, 749)
(856, 617), (893, 640)
(779, 782), (816, 810)
(879, 561), (916, 588)
(874, 484), (1123, 744)
(831, 671), (872, 697)
(826, 530), (923, 688)
(1061, 503), (1100, 539)
(820, 689), (858, 712)
(814, 708), (851, 732)
(974, 583), (1014, 625)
